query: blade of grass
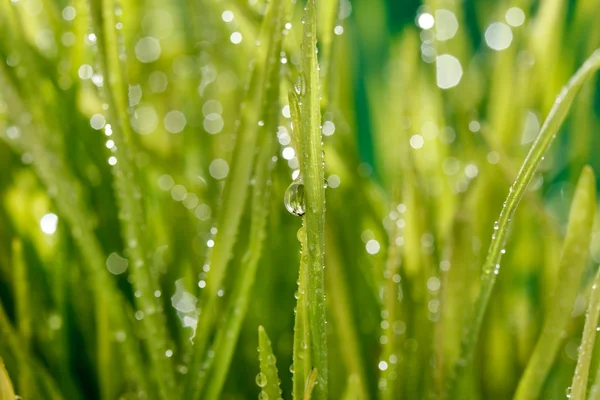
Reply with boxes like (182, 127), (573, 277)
(379, 188), (403, 400)
(298, 1), (327, 398)
(199, 2), (285, 390)
(88, 0), (176, 396)
(0, 302), (65, 400)
(316, 0), (339, 107)
(289, 84), (311, 400)
(293, 221), (312, 399)
(304, 368), (319, 400)
(12, 239), (32, 399)
(183, 1), (291, 398)
(0, 358), (16, 400)
(589, 338), (600, 398)
(571, 266), (600, 399)
(0, 64), (150, 398)
(258, 326), (284, 400)
(449, 48), (600, 397)
(341, 375), (362, 400)
(324, 226), (369, 399)
(514, 165), (596, 399)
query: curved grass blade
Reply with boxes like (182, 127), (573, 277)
(183, 1), (290, 398)
(449, 49), (600, 397)
(257, 326), (284, 400)
(298, 1), (328, 398)
(571, 265), (600, 399)
(513, 166), (596, 399)
(0, 358), (16, 400)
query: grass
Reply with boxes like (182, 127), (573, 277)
(1, 0), (600, 399)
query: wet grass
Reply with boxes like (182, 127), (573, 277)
(1, 0), (600, 399)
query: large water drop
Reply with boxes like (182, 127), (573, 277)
(284, 179), (305, 217)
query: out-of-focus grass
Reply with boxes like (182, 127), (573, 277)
(1, 0), (600, 399)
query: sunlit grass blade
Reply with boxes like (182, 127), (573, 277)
(449, 49), (600, 397)
(257, 326), (284, 400)
(571, 266), (600, 399)
(0, 358), (16, 400)
(184, 1), (291, 397)
(298, 1), (327, 398)
(0, 62), (148, 398)
(513, 165), (596, 399)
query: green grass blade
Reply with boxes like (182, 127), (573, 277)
(0, 302), (65, 400)
(571, 266), (600, 399)
(88, 1), (176, 396)
(341, 375), (362, 400)
(317, 0), (339, 107)
(0, 62), (148, 398)
(0, 358), (16, 400)
(258, 326), (284, 400)
(12, 239), (32, 399)
(298, 1), (327, 398)
(304, 368), (318, 400)
(450, 49), (600, 397)
(379, 191), (403, 400)
(293, 222), (312, 399)
(184, 1), (290, 397)
(324, 227), (369, 399)
(513, 165), (596, 399)
(199, 1), (285, 392)
(589, 343), (600, 398)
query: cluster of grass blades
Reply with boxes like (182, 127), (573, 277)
(2, 0), (600, 399)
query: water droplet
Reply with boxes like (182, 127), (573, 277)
(255, 372), (267, 388)
(294, 74), (306, 96)
(284, 179), (305, 217)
